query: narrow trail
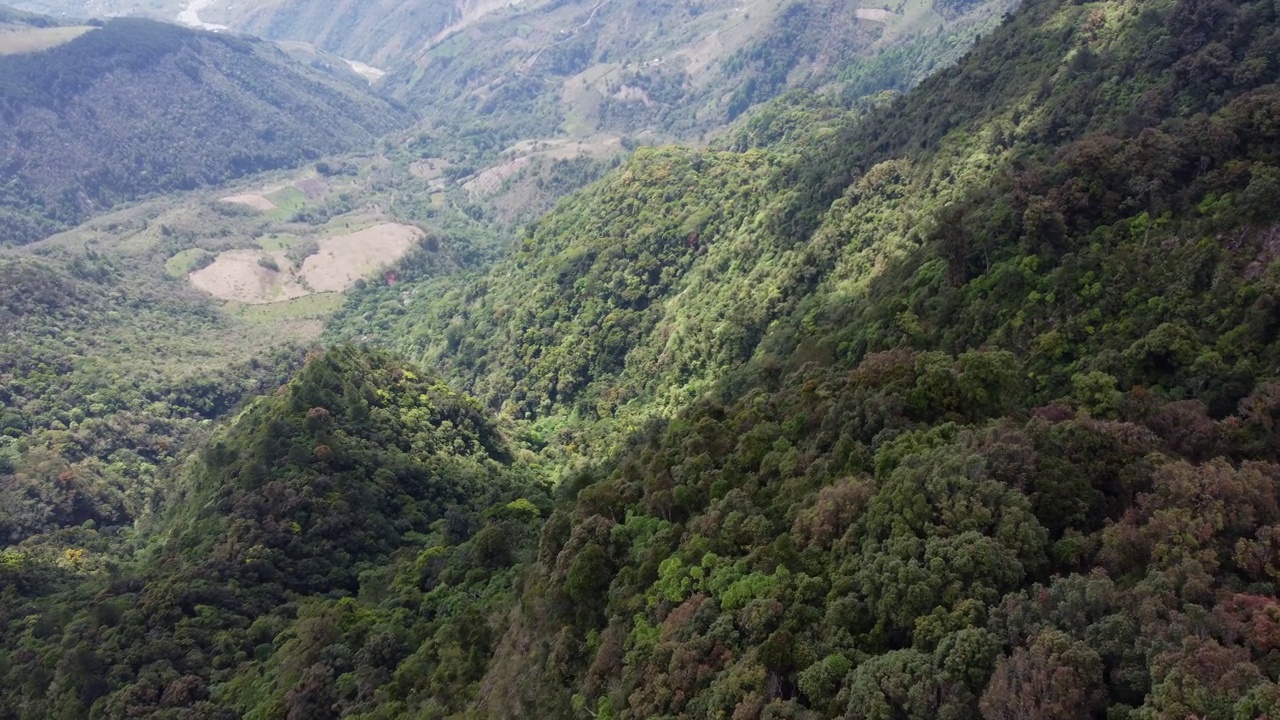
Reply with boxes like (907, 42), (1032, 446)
(411, 0), (610, 73)
(523, 0), (612, 70)
(431, 0), (523, 44)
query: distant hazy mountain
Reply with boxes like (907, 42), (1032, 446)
(9, 0), (1015, 153)
(199, 0), (458, 69)
(0, 15), (409, 246)
(206, 0), (1017, 141)
(390, 0), (1018, 138)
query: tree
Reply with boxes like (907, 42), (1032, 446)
(284, 663), (338, 720)
(844, 649), (973, 720)
(980, 630), (1105, 720)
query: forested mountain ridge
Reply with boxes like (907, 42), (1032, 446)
(334, 0), (1280, 456)
(333, 0), (1280, 715)
(1, 347), (550, 718)
(0, 247), (311, 548)
(0, 16), (409, 247)
(4, 0), (1280, 718)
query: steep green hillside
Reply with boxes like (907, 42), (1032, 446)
(7, 0), (183, 19)
(0, 347), (548, 718)
(198, 0), (456, 69)
(0, 247), (308, 547)
(335, 0), (1280, 459)
(8, 0), (438, 55)
(0, 3), (64, 25)
(0, 17), (409, 247)
(332, 0), (1280, 714)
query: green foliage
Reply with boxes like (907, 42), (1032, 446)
(0, 348), (548, 719)
(330, 145), (785, 423)
(333, 0), (1280, 716)
(0, 251), (306, 545)
(164, 248), (216, 278)
(9, 0), (1280, 718)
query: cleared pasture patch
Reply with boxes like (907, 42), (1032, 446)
(164, 248), (215, 278)
(257, 233), (299, 252)
(264, 186), (307, 221)
(188, 224), (421, 303)
(229, 292), (344, 329)
(295, 178), (328, 200)
(189, 249), (310, 304)
(0, 25), (96, 55)
(301, 223), (423, 293)
(855, 8), (898, 21)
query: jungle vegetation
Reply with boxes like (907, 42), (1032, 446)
(3, 0), (1280, 718)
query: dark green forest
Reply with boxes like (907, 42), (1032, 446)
(0, 250), (310, 547)
(0, 18), (408, 247)
(4, 0), (1280, 717)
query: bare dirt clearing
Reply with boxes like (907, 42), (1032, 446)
(302, 223), (423, 293)
(465, 157), (534, 197)
(189, 223), (422, 303)
(189, 249), (309, 304)
(176, 0), (228, 31)
(219, 194), (278, 211)
(854, 8), (898, 22)
(295, 178), (328, 200)
(346, 58), (385, 81)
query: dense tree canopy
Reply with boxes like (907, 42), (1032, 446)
(4, 0), (1280, 717)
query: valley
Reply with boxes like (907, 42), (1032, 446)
(188, 222), (423, 303)
(3, 0), (1280, 718)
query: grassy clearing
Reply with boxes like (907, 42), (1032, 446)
(319, 213), (382, 236)
(164, 248), (215, 278)
(426, 33), (470, 59)
(264, 186), (307, 221)
(219, 194), (276, 212)
(228, 292), (345, 325)
(560, 90), (598, 137)
(257, 233), (299, 251)
(0, 26), (96, 55)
